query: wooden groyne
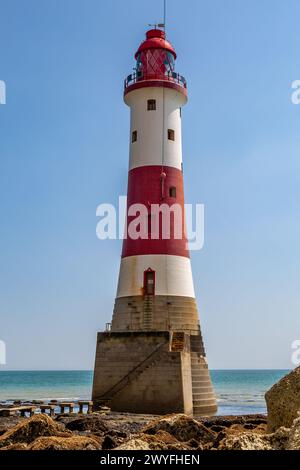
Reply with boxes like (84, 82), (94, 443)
(0, 400), (110, 418)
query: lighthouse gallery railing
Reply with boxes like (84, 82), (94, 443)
(124, 71), (187, 91)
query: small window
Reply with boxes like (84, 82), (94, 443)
(179, 108), (182, 118)
(168, 129), (175, 141)
(132, 130), (137, 143)
(147, 99), (156, 111)
(169, 186), (177, 198)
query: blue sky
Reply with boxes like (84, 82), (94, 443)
(0, 0), (300, 370)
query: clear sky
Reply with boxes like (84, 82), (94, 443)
(0, 0), (300, 370)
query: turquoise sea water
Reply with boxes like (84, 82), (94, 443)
(0, 370), (289, 415)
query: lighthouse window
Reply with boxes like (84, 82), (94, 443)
(169, 186), (177, 198)
(168, 129), (175, 141)
(132, 130), (137, 142)
(147, 99), (156, 111)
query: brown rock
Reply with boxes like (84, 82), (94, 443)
(201, 414), (267, 429)
(218, 432), (273, 451)
(29, 436), (100, 450)
(0, 416), (23, 436)
(116, 438), (151, 450)
(0, 443), (29, 451)
(102, 433), (125, 450)
(142, 414), (215, 444)
(217, 425), (290, 451)
(212, 422), (267, 449)
(116, 432), (190, 451)
(268, 426), (290, 450)
(286, 416), (300, 450)
(154, 430), (180, 445)
(60, 414), (109, 434)
(0, 414), (71, 448)
(265, 367), (300, 432)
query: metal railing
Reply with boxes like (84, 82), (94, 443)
(124, 70), (187, 90)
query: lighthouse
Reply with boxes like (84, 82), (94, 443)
(92, 28), (217, 416)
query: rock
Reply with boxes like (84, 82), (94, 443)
(146, 431), (191, 450)
(286, 416), (300, 450)
(61, 415), (109, 434)
(0, 443), (29, 451)
(201, 414), (267, 429)
(99, 406), (111, 414)
(212, 423), (266, 449)
(115, 428), (195, 451)
(154, 430), (180, 446)
(218, 432), (273, 451)
(0, 414), (71, 448)
(29, 436), (100, 450)
(265, 367), (300, 432)
(116, 438), (151, 450)
(0, 417), (23, 436)
(217, 425), (290, 451)
(269, 426), (290, 450)
(210, 425), (226, 433)
(142, 414), (215, 444)
(186, 438), (200, 449)
(102, 434), (122, 450)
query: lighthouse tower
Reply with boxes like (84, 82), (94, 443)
(92, 28), (217, 416)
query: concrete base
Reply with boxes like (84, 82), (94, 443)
(92, 330), (217, 416)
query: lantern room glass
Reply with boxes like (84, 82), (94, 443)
(135, 49), (175, 80)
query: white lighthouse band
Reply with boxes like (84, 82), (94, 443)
(125, 86), (187, 171)
(116, 254), (195, 298)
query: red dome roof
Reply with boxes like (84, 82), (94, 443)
(135, 29), (177, 59)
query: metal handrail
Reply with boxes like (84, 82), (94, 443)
(124, 71), (187, 91)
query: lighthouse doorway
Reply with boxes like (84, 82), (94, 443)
(144, 269), (155, 295)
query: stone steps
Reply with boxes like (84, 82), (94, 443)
(192, 386), (214, 393)
(191, 370), (210, 377)
(191, 351), (216, 416)
(193, 404), (217, 417)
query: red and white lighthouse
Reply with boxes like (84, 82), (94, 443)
(93, 28), (217, 417)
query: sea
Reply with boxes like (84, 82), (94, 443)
(0, 370), (289, 415)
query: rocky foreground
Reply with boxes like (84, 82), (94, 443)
(0, 411), (298, 451)
(0, 366), (299, 451)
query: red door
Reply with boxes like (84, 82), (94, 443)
(144, 269), (155, 295)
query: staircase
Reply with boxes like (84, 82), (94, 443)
(98, 339), (168, 405)
(190, 345), (217, 416)
(142, 295), (154, 329)
(190, 334), (205, 356)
